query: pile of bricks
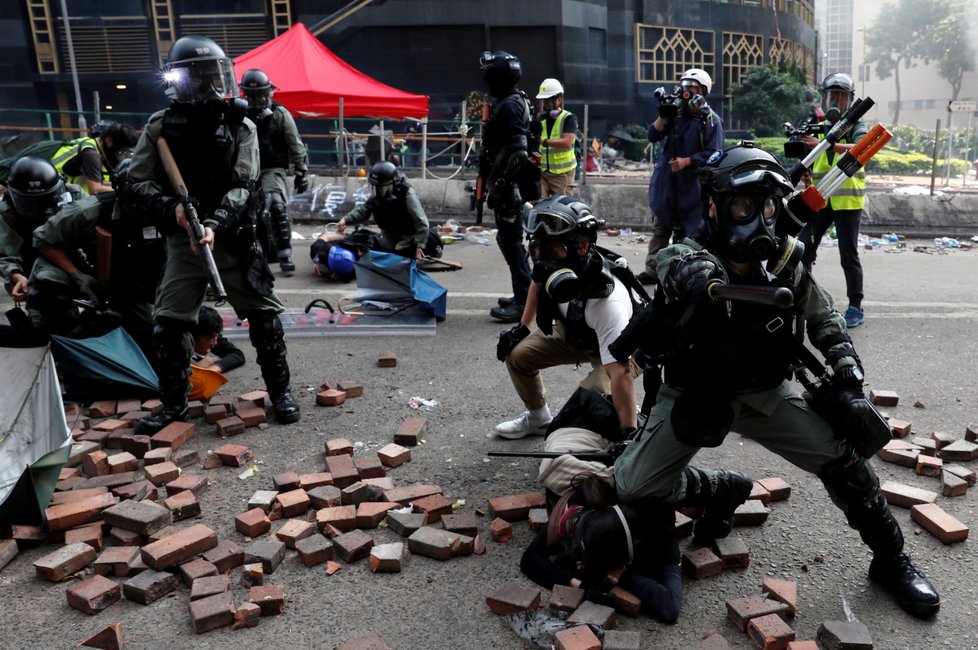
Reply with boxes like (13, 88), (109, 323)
(718, 578), (804, 649)
(870, 389), (972, 545)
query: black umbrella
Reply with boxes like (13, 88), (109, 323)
(607, 130), (635, 143)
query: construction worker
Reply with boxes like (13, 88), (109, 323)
(534, 78), (578, 198)
(49, 121), (138, 195)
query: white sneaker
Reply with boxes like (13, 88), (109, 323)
(495, 411), (551, 439)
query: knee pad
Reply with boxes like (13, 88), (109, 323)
(247, 310), (285, 350)
(818, 450), (883, 519)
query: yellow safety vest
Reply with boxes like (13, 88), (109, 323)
(811, 124), (865, 211)
(50, 137), (109, 194)
(541, 110), (577, 175)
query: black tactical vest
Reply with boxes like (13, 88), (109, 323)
(256, 104), (289, 170)
(370, 183), (411, 237)
(161, 104), (238, 215)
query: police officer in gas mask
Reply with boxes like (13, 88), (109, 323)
(613, 143), (940, 620)
(494, 196), (640, 440)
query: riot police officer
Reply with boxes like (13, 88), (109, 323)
(613, 143), (940, 619)
(128, 35), (300, 435)
(239, 68), (309, 276)
(479, 51), (534, 323)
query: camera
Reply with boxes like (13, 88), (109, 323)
(654, 86), (684, 120)
(783, 108), (827, 159)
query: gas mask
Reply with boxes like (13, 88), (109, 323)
(540, 98), (561, 120)
(821, 89), (851, 124)
(711, 193), (804, 280)
(530, 236), (611, 303)
(680, 81), (706, 115)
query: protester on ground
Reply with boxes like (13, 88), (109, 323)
(534, 78), (578, 198)
(191, 305), (244, 373)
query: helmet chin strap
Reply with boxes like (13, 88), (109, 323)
(612, 505), (634, 564)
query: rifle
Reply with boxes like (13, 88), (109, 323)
(155, 137), (228, 303)
(786, 96), (875, 186)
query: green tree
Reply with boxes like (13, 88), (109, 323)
(730, 64), (817, 137)
(928, 0), (976, 101)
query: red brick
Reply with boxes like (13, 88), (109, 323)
(150, 421), (196, 450)
(938, 440), (978, 462)
(377, 352), (397, 367)
(489, 517), (513, 542)
(941, 472), (969, 497)
(236, 407), (267, 428)
(675, 511), (693, 538)
(787, 641), (819, 650)
(354, 455), (386, 479)
(172, 448), (199, 468)
(394, 416), (426, 446)
(411, 493), (453, 523)
(761, 578), (797, 616)
(240, 563), (264, 587)
(748, 613), (795, 650)
(881, 480), (938, 508)
(713, 536), (750, 569)
(89, 400), (117, 418)
(94, 418), (129, 433)
(276, 488), (311, 518)
(441, 512), (479, 538)
(299, 472), (334, 490)
(682, 547), (723, 579)
(528, 508), (549, 531)
(79, 623), (124, 650)
(756, 477), (791, 502)
(238, 390), (268, 408)
(308, 485), (342, 509)
(116, 398), (142, 414)
(275, 519), (315, 549)
(888, 419), (912, 438)
(567, 600), (616, 628)
(33, 542), (97, 581)
(610, 585), (642, 617)
(316, 505), (357, 532)
(102, 499), (173, 536)
(487, 492), (547, 521)
(189, 591), (235, 634)
(295, 534), (334, 566)
(164, 490), (201, 520)
(915, 454), (943, 477)
(333, 529), (375, 562)
(930, 431), (956, 449)
(65, 523), (104, 553)
(869, 389), (899, 406)
(272, 470), (301, 492)
(82, 451), (110, 477)
(325, 437), (354, 456)
(233, 601), (261, 630)
(734, 500), (770, 526)
(357, 502), (398, 529)
(368, 541), (405, 573)
(66, 574), (121, 614)
(0, 539), (18, 572)
(406, 526), (470, 560)
(324, 455), (359, 488)
(550, 584), (585, 612)
(201, 540), (244, 574)
(165, 474), (209, 497)
(910, 503), (969, 544)
(748, 481), (771, 505)
(215, 415), (245, 437)
(92, 546), (140, 577)
(45, 492), (118, 532)
(726, 596), (791, 632)
(911, 436), (939, 456)
(108, 527), (145, 547)
(485, 582), (542, 615)
(554, 625), (602, 650)
(190, 574), (230, 601)
(878, 444), (921, 467)
(214, 443), (253, 467)
(143, 460), (180, 486)
(140, 523), (218, 570)
(377, 443), (411, 467)
(316, 389), (346, 406)
(143, 447), (172, 466)
(383, 483), (442, 505)
(944, 463), (977, 486)
(68, 441), (100, 467)
(236, 507), (271, 537)
(337, 380), (363, 397)
(204, 404), (229, 423)
(141, 398), (163, 415)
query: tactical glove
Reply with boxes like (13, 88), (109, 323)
(486, 180), (521, 213)
(496, 323), (530, 361)
(69, 271), (100, 304)
(663, 252), (726, 304)
(294, 172), (309, 194)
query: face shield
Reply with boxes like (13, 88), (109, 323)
(165, 57), (235, 105)
(372, 179), (394, 199)
(9, 181), (67, 220)
(821, 89), (851, 123)
(243, 86), (273, 111)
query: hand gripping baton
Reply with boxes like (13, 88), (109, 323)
(706, 282), (795, 309)
(156, 137), (228, 303)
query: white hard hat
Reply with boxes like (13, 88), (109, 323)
(536, 78), (564, 99)
(680, 68), (712, 95)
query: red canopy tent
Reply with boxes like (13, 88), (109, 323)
(234, 22), (429, 119)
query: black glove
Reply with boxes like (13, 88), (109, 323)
(486, 180), (521, 213)
(496, 324), (530, 361)
(294, 172), (309, 194)
(663, 253), (726, 304)
(69, 271), (100, 304)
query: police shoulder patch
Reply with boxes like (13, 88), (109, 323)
(707, 149), (723, 164)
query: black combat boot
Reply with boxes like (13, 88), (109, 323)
(821, 452), (940, 618)
(134, 319), (191, 436)
(249, 311), (300, 424)
(677, 467), (753, 546)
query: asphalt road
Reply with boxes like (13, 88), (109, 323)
(2, 228), (977, 649)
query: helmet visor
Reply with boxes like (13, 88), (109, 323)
(729, 168), (793, 197)
(9, 183), (66, 220)
(167, 58), (235, 104)
(524, 209), (576, 237)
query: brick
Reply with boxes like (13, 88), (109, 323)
(202, 540), (244, 574)
(394, 416), (426, 446)
(441, 512), (479, 538)
(568, 600), (616, 628)
(325, 437), (355, 456)
(82, 451), (110, 477)
(89, 400), (117, 418)
(930, 431), (957, 449)
(354, 455), (386, 479)
(44, 493), (118, 532)
(964, 422), (978, 442)
(172, 448), (199, 468)
(233, 601), (261, 630)
(186, 400), (206, 418)
(0, 538), (18, 572)
(189, 591), (235, 634)
(369, 541), (405, 573)
(276, 488), (311, 518)
(275, 519), (315, 549)
(245, 490), (277, 513)
(915, 454), (943, 477)
(733, 499), (770, 526)
(179, 557), (218, 587)
(50, 486), (109, 505)
(93, 546), (140, 577)
(209, 394), (238, 412)
(910, 503), (969, 544)
(361, 476), (394, 491)
(244, 539), (286, 573)
(65, 524), (104, 553)
(238, 390), (268, 408)
(726, 596), (791, 632)
(550, 583), (586, 612)
(201, 452), (224, 470)
(235, 507), (271, 537)
(141, 398), (164, 414)
(603, 630), (642, 650)
(411, 493), (452, 523)
(756, 477), (791, 502)
(67, 441), (100, 467)
(317, 505), (357, 532)
(610, 585), (641, 617)
(213, 444), (253, 467)
(489, 517), (513, 542)
(164, 490), (201, 520)
(299, 472), (334, 490)
(56, 475), (86, 490)
(204, 404), (229, 423)
(886, 418), (912, 438)
(141, 524), (218, 570)
(377, 352), (397, 367)
(816, 620), (873, 650)
(325, 455), (360, 488)
(341, 481), (370, 506)
(869, 389), (899, 406)
(34, 542), (97, 581)
(271, 470), (300, 492)
(357, 502), (398, 528)
(487, 492), (547, 521)
(787, 643), (819, 650)
(748, 613), (795, 650)
(295, 534), (334, 566)
(748, 481), (771, 505)
(142, 447), (172, 466)
(554, 625), (601, 650)
(94, 418), (129, 433)
(66, 574), (121, 614)
(122, 568), (178, 604)
(164, 474), (209, 497)
(11, 524), (47, 546)
(337, 632), (391, 650)
(675, 510), (694, 538)
(880, 481), (938, 510)
(336, 380), (363, 397)
(407, 526), (472, 560)
(714, 536), (750, 569)
(248, 584), (286, 616)
(240, 563), (264, 588)
(911, 436), (939, 456)
(316, 389), (346, 406)
(73, 471), (138, 491)
(682, 547), (723, 579)
(485, 582), (542, 615)
(377, 443), (411, 468)
(944, 463), (977, 486)
(106, 452), (139, 474)
(761, 578), (797, 616)
(108, 527), (145, 547)
(190, 574), (229, 601)
(308, 485), (343, 509)
(384, 483), (442, 505)
(59, 466), (83, 480)
(79, 623), (124, 650)
(150, 421), (195, 450)
(333, 529), (375, 562)
(116, 398), (142, 414)
(877, 445), (920, 467)
(142, 461), (179, 486)
(938, 439), (978, 462)
(102, 499), (172, 536)
(123, 434), (153, 459)
(236, 407), (267, 428)
(215, 415), (245, 437)
(385, 511), (427, 537)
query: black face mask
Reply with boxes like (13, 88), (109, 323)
(530, 237), (612, 302)
(715, 193), (780, 263)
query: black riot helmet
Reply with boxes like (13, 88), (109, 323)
(524, 195), (608, 302)
(240, 68), (274, 112)
(699, 143), (801, 272)
(367, 160), (400, 198)
(6, 157), (66, 219)
(163, 35), (236, 106)
(480, 51), (522, 98)
(820, 72), (855, 124)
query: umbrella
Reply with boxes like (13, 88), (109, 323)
(51, 327), (160, 402)
(0, 346), (72, 527)
(607, 130), (635, 143)
(347, 250), (447, 321)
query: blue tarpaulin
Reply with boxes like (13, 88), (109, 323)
(51, 327), (159, 402)
(353, 250), (447, 321)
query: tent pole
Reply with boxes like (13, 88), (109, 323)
(582, 104), (589, 188)
(379, 119), (386, 163)
(421, 118), (428, 179)
(460, 100), (467, 181)
(338, 97), (346, 176)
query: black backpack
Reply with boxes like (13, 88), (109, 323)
(0, 139), (72, 185)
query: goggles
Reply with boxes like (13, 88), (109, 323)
(727, 194), (778, 225)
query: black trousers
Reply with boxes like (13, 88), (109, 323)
(799, 205), (864, 307)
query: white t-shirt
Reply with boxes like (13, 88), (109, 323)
(557, 277), (633, 365)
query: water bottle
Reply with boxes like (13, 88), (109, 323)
(473, 237), (491, 246)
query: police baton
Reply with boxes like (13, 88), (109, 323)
(706, 282), (794, 308)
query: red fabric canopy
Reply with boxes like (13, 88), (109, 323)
(234, 23), (429, 119)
